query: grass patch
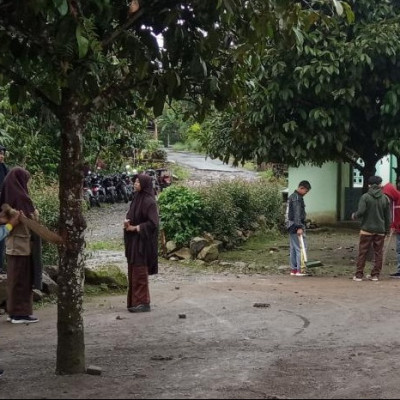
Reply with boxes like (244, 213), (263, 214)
(86, 239), (124, 251)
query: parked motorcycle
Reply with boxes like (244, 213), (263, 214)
(113, 173), (129, 203)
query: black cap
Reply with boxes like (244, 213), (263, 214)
(368, 175), (382, 185)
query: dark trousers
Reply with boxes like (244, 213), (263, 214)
(127, 265), (150, 308)
(0, 239), (5, 272)
(355, 234), (385, 278)
(7, 255), (33, 316)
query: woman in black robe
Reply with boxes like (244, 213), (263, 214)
(124, 174), (159, 312)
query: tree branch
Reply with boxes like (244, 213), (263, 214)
(0, 64), (60, 117)
(101, 9), (145, 48)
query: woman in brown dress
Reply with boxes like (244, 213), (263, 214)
(0, 167), (41, 324)
(124, 174), (159, 312)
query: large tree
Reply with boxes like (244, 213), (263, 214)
(207, 0), (400, 188)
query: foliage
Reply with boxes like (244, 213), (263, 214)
(206, 0), (400, 185)
(84, 109), (150, 172)
(199, 179), (283, 246)
(29, 172), (60, 265)
(159, 178), (283, 247)
(158, 185), (206, 246)
(0, 87), (60, 177)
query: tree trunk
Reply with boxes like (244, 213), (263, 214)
(361, 156), (378, 193)
(56, 98), (87, 374)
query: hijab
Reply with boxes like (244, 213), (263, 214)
(126, 174), (155, 223)
(0, 166), (35, 216)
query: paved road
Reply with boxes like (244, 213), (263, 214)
(166, 149), (253, 173)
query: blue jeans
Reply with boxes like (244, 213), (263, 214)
(289, 233), (306, 271)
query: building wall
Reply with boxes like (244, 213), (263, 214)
(288, 156), (397, 224)
(288, 163), (338, 223)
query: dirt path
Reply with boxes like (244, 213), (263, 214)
(2, 272), (400, 399)
(2, 166), (400, 399)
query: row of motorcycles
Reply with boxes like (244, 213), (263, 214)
(83, 171), (133, 208)
(83, 168), (172, 208)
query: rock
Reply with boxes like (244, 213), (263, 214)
(42, 273), (58, 296)
(43, 265), (59, 282)
(189, 237), (209, 258)
(166, 240), (178, 253)
(86, 365), (102, 376)
(32, 289), (44, 302)
(170, 247), (192, 260)
(197, 244), (219, 262)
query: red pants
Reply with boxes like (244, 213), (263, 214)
(127, 265), (150, 308)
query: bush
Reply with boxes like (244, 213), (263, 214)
(29, 172), (60, 265)
(199, 184), (239, 242)
(199, 179), (282, 245)
(158, 185), (206, 246)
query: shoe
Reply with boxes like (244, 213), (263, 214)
(390, 272), (400, 278)
(290, 270), (297, 276)
(371, 276), (379, 281)
(128, 304), (151, 313)
(296, 272), (307, 277)
(0, 369), (3, 377)
(6, 316), (11, 322)
(11, 315), (39, 324)
(353, 276), (363, 282)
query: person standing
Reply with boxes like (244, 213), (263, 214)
(0, 167), (41, 323)
(382, 181), (400, 278)
(0, 209), (21, 377)
(123, 174), (159, 313)
(0, 145), (9, 274)
(352, 175), (391, 282)
(285, 180), (312, 276)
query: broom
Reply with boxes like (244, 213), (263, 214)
(1, 204), (64, 245)
(299, 233), (323, 269)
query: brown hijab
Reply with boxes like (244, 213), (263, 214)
(0, 166), (35, 216)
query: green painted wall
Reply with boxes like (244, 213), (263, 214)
(288, 163), (338, 223)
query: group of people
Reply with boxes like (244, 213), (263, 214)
(286, 175), (400, 282)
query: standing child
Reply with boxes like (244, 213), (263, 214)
(352, 175), (391, 281)
(285, 180), (312, 276)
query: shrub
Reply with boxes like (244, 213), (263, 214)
(29, 172), (60, 265)
(199, 184), (239, 242)
(199, 179), (283, 245)
(158, 185), (206, 246)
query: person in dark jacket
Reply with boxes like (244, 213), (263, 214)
(285, 180), (312, 276)
(123, 174), (159, 313)
(0, 145), (9, 273)
(382, 182), (400, 278)
(352, 175), (391, 282)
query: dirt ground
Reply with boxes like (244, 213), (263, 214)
(2, 203), (400, 399)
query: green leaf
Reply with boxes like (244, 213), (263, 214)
(53, 0), (69, 16)
(333, 0), (343, 16)
(76, 25), (89, 59)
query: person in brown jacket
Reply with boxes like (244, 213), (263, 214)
(123, 174), (159, 313)
(0, 167), (42, 324)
